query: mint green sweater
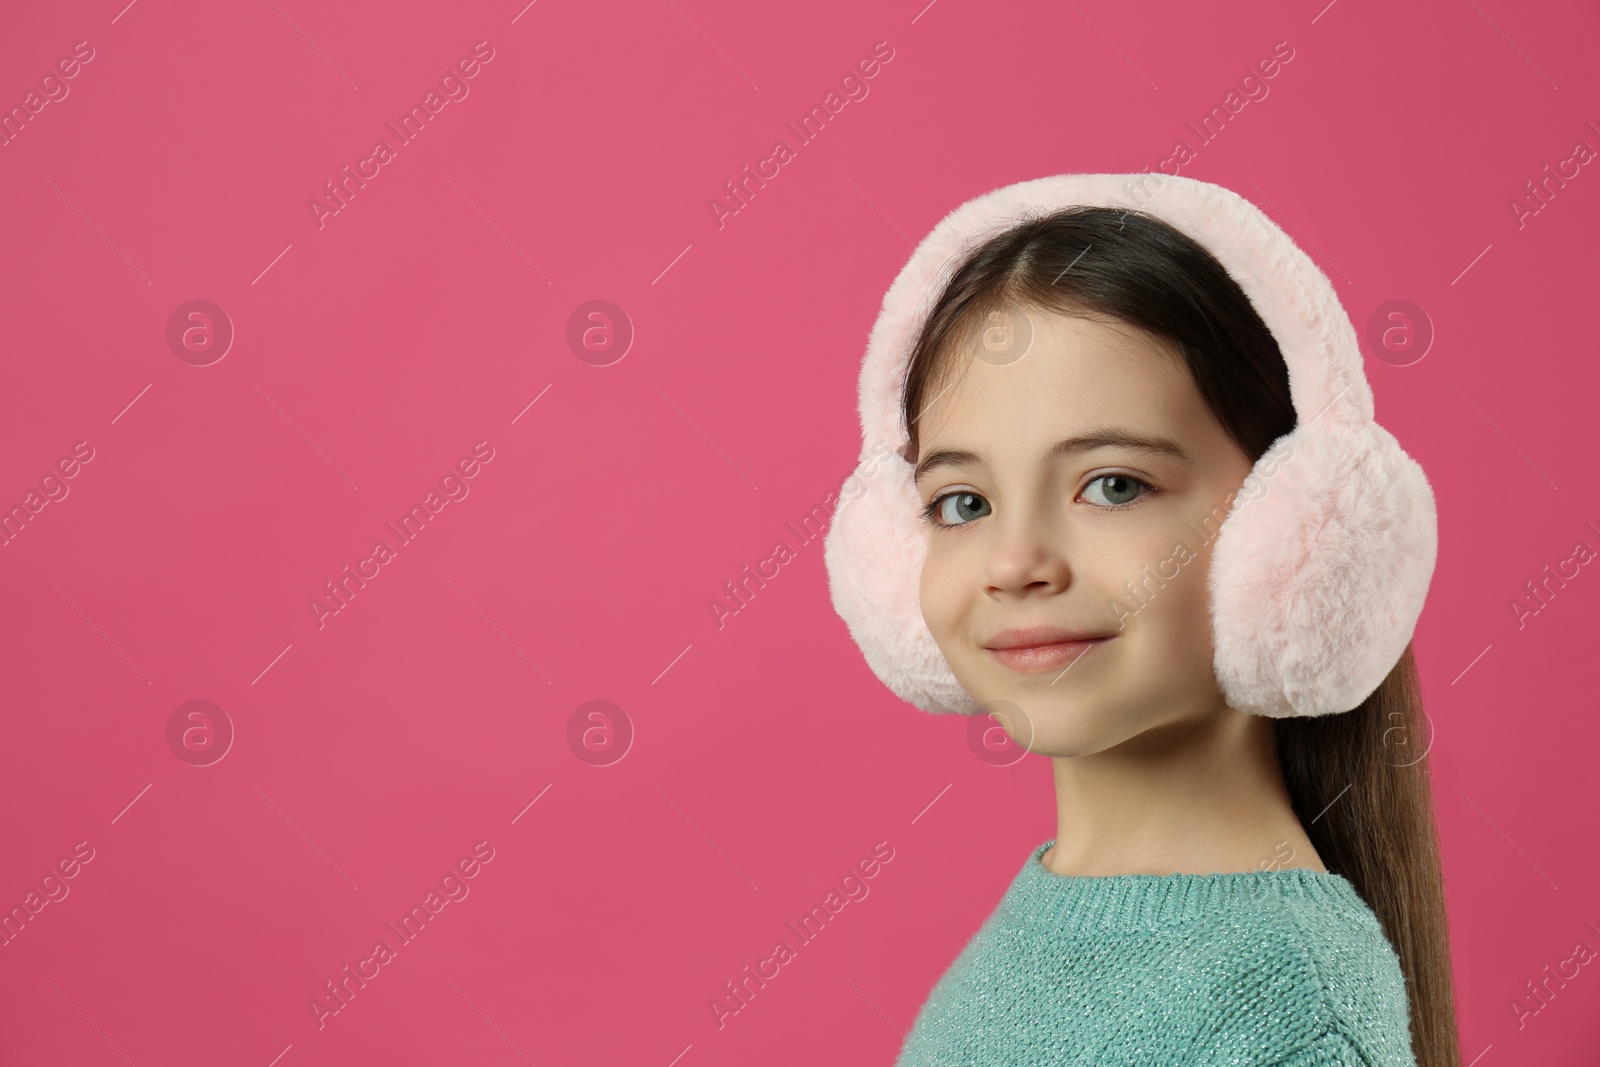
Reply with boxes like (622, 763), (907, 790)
(893, 839), (1418, 1066)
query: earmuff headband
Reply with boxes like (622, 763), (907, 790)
(821, 173), (1438, 718)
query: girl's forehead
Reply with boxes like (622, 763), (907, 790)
(933, 308), (1184, 387)
(924, 324), (1197, 423)
(911, 330), (1232, 471)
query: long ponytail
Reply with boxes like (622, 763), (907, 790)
(1277, 645), (1461, 1067)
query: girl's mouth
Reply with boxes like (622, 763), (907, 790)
(985, 637), (1113, 674)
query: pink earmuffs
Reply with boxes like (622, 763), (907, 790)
(821, 173), (1438, 719)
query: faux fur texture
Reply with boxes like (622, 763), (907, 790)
(820, 173), (1438, 718)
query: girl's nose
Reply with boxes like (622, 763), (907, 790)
(984, 512), (1072, 596)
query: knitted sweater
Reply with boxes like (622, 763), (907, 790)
(892, 839), (1418, 1066)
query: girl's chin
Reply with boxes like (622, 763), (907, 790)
(967, 695), (1098, 737)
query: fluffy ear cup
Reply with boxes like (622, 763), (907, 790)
(822, 445), (984, 716)
(1205, 421), (1438, 717)
(821, 173), (1439, 719)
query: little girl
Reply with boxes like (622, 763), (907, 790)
(823, 174), (1459, 1067)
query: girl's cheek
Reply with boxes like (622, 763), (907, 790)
(934, 560), (983, 636)
(918, 560), (955, 631)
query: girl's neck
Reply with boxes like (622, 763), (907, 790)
(1045, 706), (1326, 877)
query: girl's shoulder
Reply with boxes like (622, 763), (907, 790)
(892, 841), (1418, 1067)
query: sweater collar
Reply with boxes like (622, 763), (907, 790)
(1013, 838), (1363, 933)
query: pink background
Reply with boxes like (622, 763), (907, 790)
(2, 0), (1597, 1063)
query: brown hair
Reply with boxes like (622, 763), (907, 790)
(901, 205), (1460, 1067)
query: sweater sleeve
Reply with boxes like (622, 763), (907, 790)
(1270, 1029), (1376, 1067)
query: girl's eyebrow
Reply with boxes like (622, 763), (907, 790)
(913, 429), (1195, 483)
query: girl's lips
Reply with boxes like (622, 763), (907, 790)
(985, 637), (1113, 673)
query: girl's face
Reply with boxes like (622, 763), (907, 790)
(912, 305), (1259, 756)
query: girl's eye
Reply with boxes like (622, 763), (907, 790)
(920, 491), (991, 527)
(1081, 474), (1153, 508)
(920, 475), (1155, 529)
